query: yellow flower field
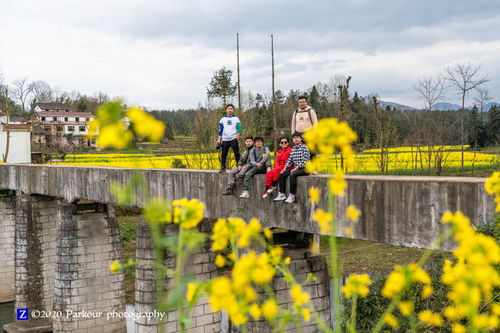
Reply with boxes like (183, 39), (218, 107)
(49, 145), (499, 174)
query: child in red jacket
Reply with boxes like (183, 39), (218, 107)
(262, 137), (292, 198)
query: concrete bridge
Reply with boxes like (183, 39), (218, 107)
(0, 164), (496, 333)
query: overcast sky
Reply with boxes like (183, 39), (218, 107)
(0, 0), (499, 109)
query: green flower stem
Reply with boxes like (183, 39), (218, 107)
(176, 227), (186, 333)
(348, 294), (358, 333)
(328, 191), (341, 333)
(150, 221), (167, 331)
(409, 312), (416, 332)
(371, 292), (403, 333)
(372, 227), (453, 333)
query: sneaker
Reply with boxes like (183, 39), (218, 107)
(222, 187), (235, 196)
(262, 191), (269, 198)
(239, 190), (250, 199)
(273, 192), (286, 201)
(266, 186), (275, 194)
(285, 194), (296, 203)
(219, 168), (227, 174)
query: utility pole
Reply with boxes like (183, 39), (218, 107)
(236, 33), (242, 112)
(271, 34), (277, 153)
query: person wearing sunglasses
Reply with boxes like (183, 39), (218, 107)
(262, 137), (292, 198)
(274, 132), (310, 203)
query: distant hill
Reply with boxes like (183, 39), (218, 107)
(360, 99), (499, 112)
(378, 101), (415, 111)
(484, 102), (500, 111)
(432, 102), (462, 111)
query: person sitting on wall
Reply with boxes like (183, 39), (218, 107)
(239, 136), (271, 199)
(273, 132), (310, 204)
(222, 136), (254, 196)
(262, 136), (292, 198)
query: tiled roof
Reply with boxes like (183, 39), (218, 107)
(35, 103), (76, 112)
(36, 111), (93, 117)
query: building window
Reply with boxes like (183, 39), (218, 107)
(65, 117), (68, 121)
(68, 126), (75, 132)
(41, 117), (45, 121)
(76, 117), (79, 122)
(79, 126), (86, 131)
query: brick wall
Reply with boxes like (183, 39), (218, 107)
(135, 220), (331, 333)
(0, 195), (15, 303)
(52, 202), (126, 333)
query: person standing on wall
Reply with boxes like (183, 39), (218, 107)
(217, 104), (241, 173)
(291, 95), (318, 136)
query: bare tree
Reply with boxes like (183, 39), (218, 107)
(12, 77), (33, 112)
(414, 74), (446, 111)
(445, 62), (489, 172)
(474, 87), (492, 113)
(30, 80), (53, 104)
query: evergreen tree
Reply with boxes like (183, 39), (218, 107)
(468, 106), (487, 148)
(309, 85), (320, 109)
(487, 106), (500, 145)
(206, 67), (237, 107)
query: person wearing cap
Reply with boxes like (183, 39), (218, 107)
(274, 132), (310, 203)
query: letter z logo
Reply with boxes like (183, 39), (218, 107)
(17, 309), (29, 320)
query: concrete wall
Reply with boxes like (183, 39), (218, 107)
(0, 131), (31, 163)
(0, 194), (16, 303)
(0, 164), (495, 251)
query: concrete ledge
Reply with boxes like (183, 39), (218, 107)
(0, 164), (496, 250)
(3, 323), (52, 333)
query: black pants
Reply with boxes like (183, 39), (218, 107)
(221, 139), (240, 170)
(278, 167), (308, 194)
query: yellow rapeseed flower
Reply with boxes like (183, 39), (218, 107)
(109, 260), (122, 273)
(308, 187), (321, 204)
(451, 323), (466, 333)
(342, 274), (372, 298)
(422, 284), (433, 298)
(310, 242), (320, 255)
(418, 310), (443, 327)
(343, 227), (354, 237)
(126, 107), (165, 142)
(172, 198), (205, 229)
(301, 308), (311, 322)
(264, 228), (273, 240)
(313, 209), (333, 234)
(346, 204), (361, 222)
(398, 301), (413, 316)
(328, 171), (347, 196)
(186, 283), (196, 302)
(249, 303), (261, 320)
(215, 254), (226, 268)
(262, 299), (278, 321)
(384, 313), (399, 328)
(97, 122), (133, 149)
(290, 285), (310, 306)
(485, 172), (500, 211)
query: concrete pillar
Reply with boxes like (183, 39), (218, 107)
(135, 217), (158, 333)
(52, 201), (126, 333)
(0, 191), (16, 303)
(245, 249), (331, 333)
(4, 194), (58, 333)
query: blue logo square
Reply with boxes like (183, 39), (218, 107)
(17, 309), (29, 320)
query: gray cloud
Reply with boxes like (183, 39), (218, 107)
(0, 0), (499, 108)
